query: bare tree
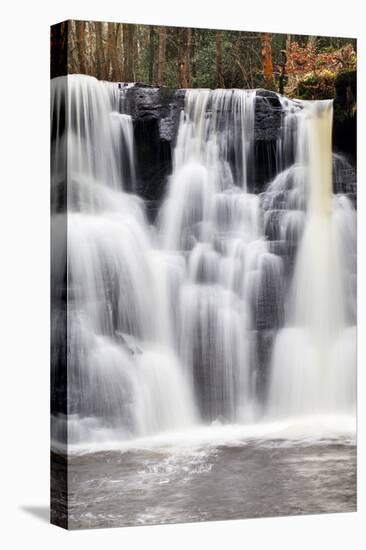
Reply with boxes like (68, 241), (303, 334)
(94, 22), (106, 79)
(177, 28), (192, 88)
(148, 27), (155, 83)
(75, 21), (87, 74)
(107, 22), (122, 81)
(157, 26), (167, 86)
(123, 24), (136, 82)
(216, 31), (224, 87)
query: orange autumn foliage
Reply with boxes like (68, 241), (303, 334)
(284, 42), (356, 97)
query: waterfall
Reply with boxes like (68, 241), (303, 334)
(267, 101), (356, 417)
(172, 89), (256, 190)
(51, 75), (196, 446)
(160, 89), (282, 422)
(51, 76), (356, 448)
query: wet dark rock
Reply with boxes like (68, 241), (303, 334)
(253, 139), (279, 191)
(333, 153), (357, 206)
(123, 84), (356, 205)
(333, 70), (356, 163)
(124, 87), (185, 218)
(255, 89), (282, 141)
(125, 86), (185, 143)
(133, 116), (172, 220)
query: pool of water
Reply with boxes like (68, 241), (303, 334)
(51, 440), (356, 529)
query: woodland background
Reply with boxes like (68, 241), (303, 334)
(51, 21), (356, 101)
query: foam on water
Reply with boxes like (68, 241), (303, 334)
(53, 414), (356, 455)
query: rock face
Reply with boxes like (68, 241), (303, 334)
(124, 85), (356, 213)
(254, 89), (282, 141)
(125, 86), (185, 142)
(253, 90), (283, 192)
(124, 87), (185, 218)
(126, 86), (284, 144)
(333, 70), (357, 164)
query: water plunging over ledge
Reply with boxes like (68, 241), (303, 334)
(51, 75), (356, 451)
(268, 101), (356, 418)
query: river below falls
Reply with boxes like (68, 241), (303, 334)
(51, 441), (356, 529)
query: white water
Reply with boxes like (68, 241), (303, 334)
(51, 76), (356, 450)
(267, 101), (356, 419)
(160, 89), (281, 423)
(51, 75), (196, 446)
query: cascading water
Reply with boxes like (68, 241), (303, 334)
(160, 89), (282, 422)
(267, 100), (356, 418)
(51, 76), (356, 449)
(51, 75), (195, 446)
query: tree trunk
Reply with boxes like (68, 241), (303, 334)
(94, 22), (106, 80)
(148, 27), (155, 83)
(190, 29), (196, 80)
(260, 32), (274, 84)
(123, 24), (136, 82)
(75, 21), (87, 74)
(177, 28), (191, 88)
(157, 26), (167, 87)
(115, 23), (123, 81)
(286, 34), (292, 55)
(216, 31), (224, 87)
(108, 22), (121, 81)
